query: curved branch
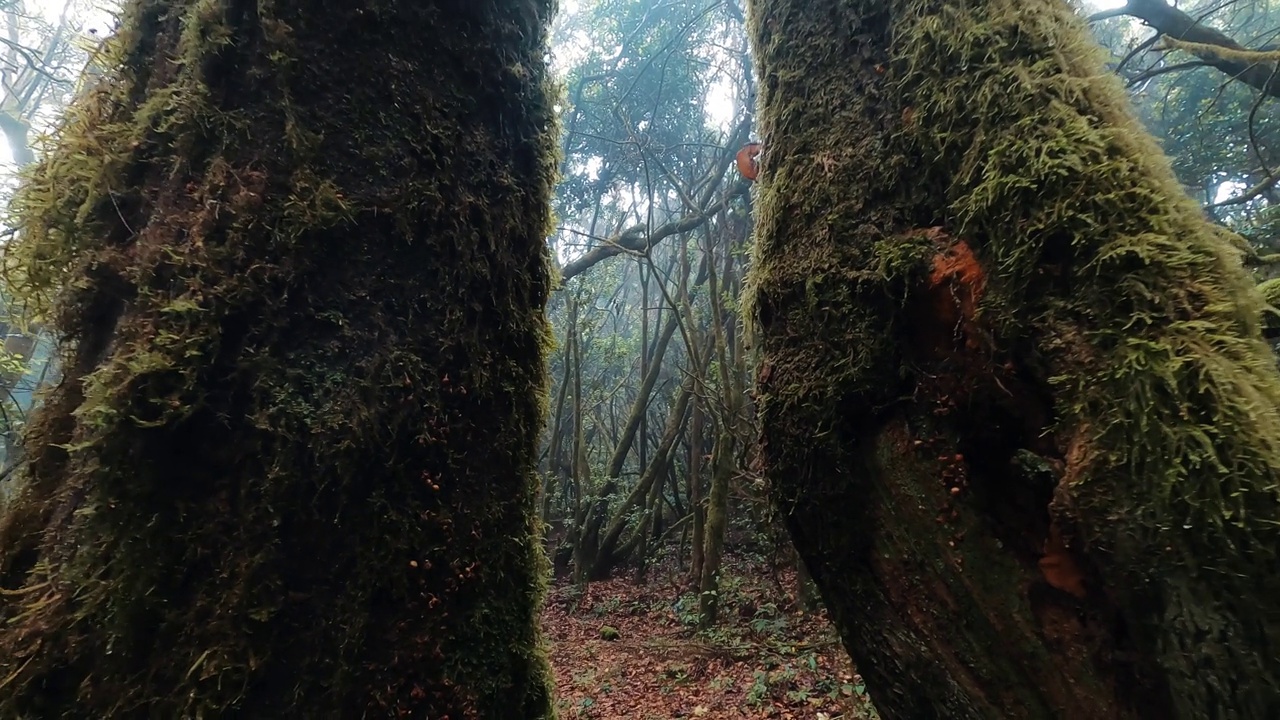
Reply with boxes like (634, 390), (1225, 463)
(1126, 60), (1207, 86)
(1121, 0), (1280, 98)
(1088, 5), (1133, 24)
(558, 181), (748, 282)
(558, 118), (752, 283)
(1209, 174), (1280, 209)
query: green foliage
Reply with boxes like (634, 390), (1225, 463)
(0, 0), (559, 717)
(591, 595), (622, 616)
(0, 348), (26, 377)
(540, 1), (755, 572)
(672, 591), (702, 626)
(551, 0), (744, 216)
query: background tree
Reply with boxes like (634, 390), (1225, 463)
(539, 0), (770, 624)
(1088, 0), (1280, 251)
(747, 0), (1280, 717)
(0, 0), (558, 716)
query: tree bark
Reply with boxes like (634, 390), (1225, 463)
(746, 0), (1280, 718)
(697, 426), (732, 627)
(570, 304), (593, 585)
(699, 228), (739, 627)
(543, 299), (577, 522)
(592, 375), (694, 576)
(0, 111), (32, 166)
(0, 1), (557, 717)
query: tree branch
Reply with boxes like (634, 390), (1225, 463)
(1088, 5), (1133, 24)
(1121, 0), (1280, 98)
(558, 180), (749, 282)
(558, 117), (752, 282)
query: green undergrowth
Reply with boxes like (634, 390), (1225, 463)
(0, 0), (558, 717)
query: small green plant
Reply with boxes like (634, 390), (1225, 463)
(571, 696), (596, 718)
(591, 596), (621, 617)
(671, 592), (701, 626)
(786, 687), (811, 703)
(749, 603), (788, 636)
(746, 669), (771, 705)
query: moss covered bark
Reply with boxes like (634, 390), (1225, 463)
(0, 0), (558, 717)
(745, 0), (1280, 718)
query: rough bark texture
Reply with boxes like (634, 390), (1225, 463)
(745, 0), (1280, 718)
(0, 0), (557, 717)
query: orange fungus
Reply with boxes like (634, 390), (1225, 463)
(736, 142), (761, 181)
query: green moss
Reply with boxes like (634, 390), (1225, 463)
(1259, 278), (1280, 306)
(899, 0), (1280, 499)
(897, 3), (1280, 700)
(0, 0), (559, 717)
(747, 0), (1280, 715)
(1258, 278), (1280, 337)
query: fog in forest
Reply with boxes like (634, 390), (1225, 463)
(0, 0), (1278, 717)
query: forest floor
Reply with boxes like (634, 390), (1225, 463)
(543, 552), (880, 720)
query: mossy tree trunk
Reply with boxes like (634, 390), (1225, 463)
(697, 427), (732, 627)
(0, 0), (557, 717)
(699, 228), (739, 628)
(684, 236), (708, 587)
(746, 0), (1280, 718)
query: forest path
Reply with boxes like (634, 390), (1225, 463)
(543, 556), (878, 719)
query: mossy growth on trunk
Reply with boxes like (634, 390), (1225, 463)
(0, 0), (558, 717)
(746, 0), (1280, 717)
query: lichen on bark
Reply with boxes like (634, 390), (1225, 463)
(0, 0), (559, 717)
(746, 0), (1280, 717)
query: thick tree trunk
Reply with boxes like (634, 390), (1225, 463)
(631, 456), (670, 583)
(570, 312), (594, 586)
(542, 304), (575, 521)
(0, 1), (557, 717)
(0, 111), (33, 167)
(746, 0), (1280, 718)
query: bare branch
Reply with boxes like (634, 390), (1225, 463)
(1208, 174), (1280, 209)
(1088, 5), (1133, 23)
(558, 180), (749, 282)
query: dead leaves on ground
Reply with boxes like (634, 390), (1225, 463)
(543, 557), (879, 719)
